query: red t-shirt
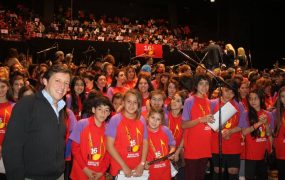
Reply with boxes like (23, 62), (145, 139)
(126, 79), (137, 89)
(0, 101), (14, 145)
(211, 100), (243, 154)
(183, 95), (212, 159)
(168, 112), (183, 147)
(164, 97), (171, 106)
(147, 126), (174, 180)
(245, 110), (272, 160)
(105, 113), (147, 176)
(142, 97), (149, 107)
(70, 117), (109, 180)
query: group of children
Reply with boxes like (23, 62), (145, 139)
(60, 72), (284, 180)
(68, 89), (179, 180)
(1, 62), (285, 180)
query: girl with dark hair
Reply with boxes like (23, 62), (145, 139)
(167, 91), (187, 179)
(272, 86), (285, 180)
(83, 74), (94, 95)
(107, 69), (129, 100)
(135, 75), (154, 111)
(18, 84), (36, 100)
(239, 79), (250, 110)
(66, 76), (86, 120)
(164, 78), (180, 106)
(181, 74), (214, 180)
(241, 89), (274, 180)
(69, 96), (114, 180)
(102, 62), (114, 85)
(210, 79), (245, 180)
(10, 74), (25, 102)
(125, 66), (138, 89)
(94, 74), (108, 96)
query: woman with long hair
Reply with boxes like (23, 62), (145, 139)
(66, 76), (86, 120)
(241, 89), (274, 180)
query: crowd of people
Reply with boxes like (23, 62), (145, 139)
(0, 44), (284, 180)
(0, 3), (206, 51)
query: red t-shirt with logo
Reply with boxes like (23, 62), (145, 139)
(147, 126), (175, 180)
(105, 113), (148, 176)
(70, 117), (109, 180)
(0, 101), (14, 145)
(239, 110), (274, 160)
(210, 99), (244, 154)
(182, 95), (212, 159)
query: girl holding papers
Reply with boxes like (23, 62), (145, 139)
(210, 79), (245, 180)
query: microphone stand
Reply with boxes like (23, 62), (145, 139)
(177, 49), (234, 179)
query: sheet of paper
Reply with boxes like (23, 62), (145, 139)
(0, 158), (5, 174)
(208, 101), (237, 131)
(116, 170), (149, 180)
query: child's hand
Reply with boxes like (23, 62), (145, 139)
(133, 163), (144, 177)
(83, 167), (96, 179)
(168, 152), (176, 161)
(144, 162), (150, 169)
(93, 172), (103, 180)
(122, 165), (132, 177)
(200, 114), (215, 123)
(259, 114), (268, 125)
(173, 151), (180, 162)
(222, 129), (231, 140)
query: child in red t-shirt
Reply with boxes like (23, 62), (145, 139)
(145, 108), (176, 180)
(182, 74), (214, 180)
(167, 91), (187, 165)
(241, 89), (274, 180)
(210, 79), (245, 180)
(69, 96), (114, 180)
(106, 89), (148, 178)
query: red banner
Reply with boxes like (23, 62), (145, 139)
(135, 43), (163, 58)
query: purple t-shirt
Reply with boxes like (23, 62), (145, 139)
(182, 96), (194, 121)
(69, 118), (89, 143)
(161, 126), (176, 146)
